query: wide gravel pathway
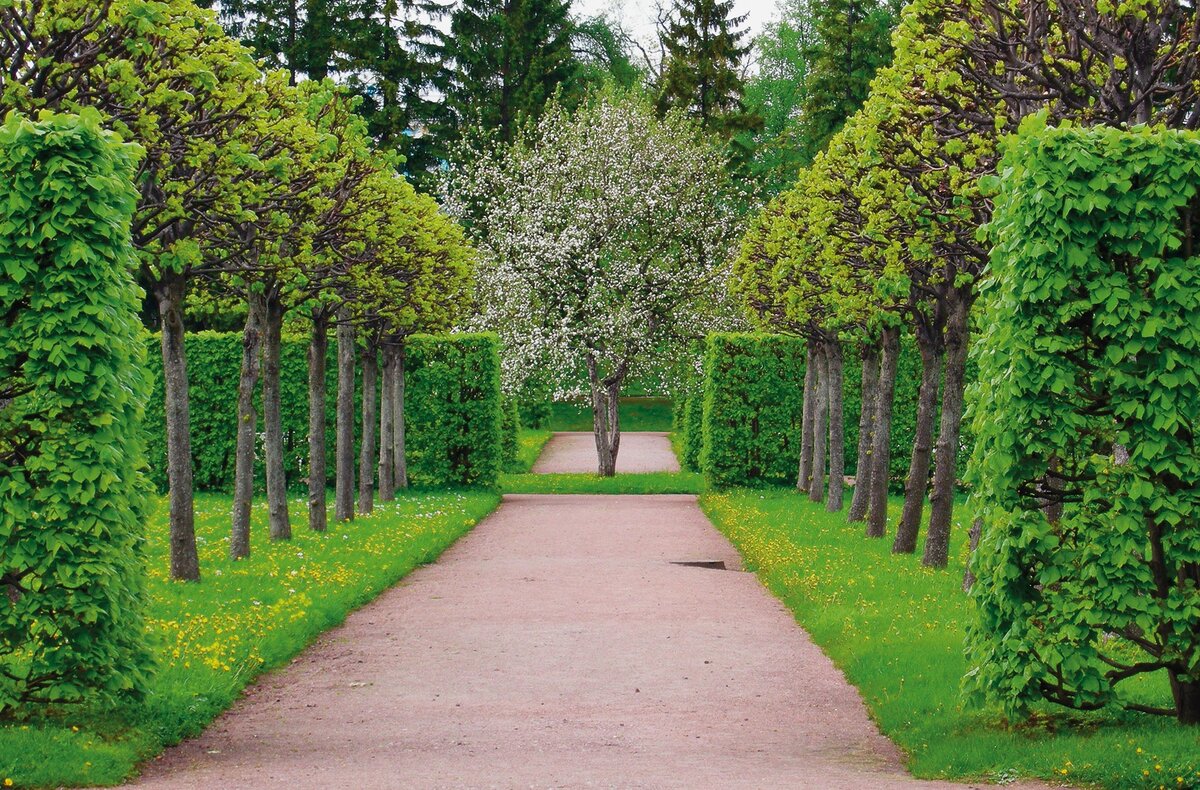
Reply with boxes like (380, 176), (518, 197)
(128, 436), (1045, 789)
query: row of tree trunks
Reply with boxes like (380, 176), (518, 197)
(393, 344), (408, 489)
(378, 343), (396, 501)
(894, 322), (943, 554)
(307, 312), (329, 534)
(848, 343), (880, 522)
(796, 338), (847, 510)
(335, 308), (356, 521)
(923, 288), (972, 568)
(807, 347), (828, 503)
(866, 327), (900, 539)
(230, 293), (266, 560)
(357, 334), (379, 516)
(796, 345), (817, 490)
(263, 295), (291, 541)
(825, 342), (845, 513)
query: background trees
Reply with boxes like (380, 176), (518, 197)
(446, 92), (741, 475)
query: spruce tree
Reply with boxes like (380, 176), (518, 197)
(655, 0), (755, 139)
(440, 0), (579, 146)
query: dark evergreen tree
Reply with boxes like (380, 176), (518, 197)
(440, 0), (579, 146)
(655, 0), (755, 139)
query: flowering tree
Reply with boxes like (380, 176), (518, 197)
(446, 93), (741, 475)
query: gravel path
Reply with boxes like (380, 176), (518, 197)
(530, 431), (681, 474)
(127, 489), (1044, 789)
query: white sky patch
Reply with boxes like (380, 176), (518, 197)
(574, 0), (779, 41)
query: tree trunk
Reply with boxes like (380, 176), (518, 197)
(1172, 673), (1200, 725)
(156, 277), (200, 581)
(797, 344), (817, 490)
(825, 341), (845, 512)
(231, 292), (265, 560)
(588, 356), (623, 477)
(894, 331), (942, 553)
(962, 517), (982, 592)
(263, 295), (291, 541)
(357, 335), (378, 515)
(923, 291), (971, 568)
(393, 342), (408, 490)
(808, 342), (828, 503)
(866, 327), (900, 539)
(849, 343), (880, 523)
(377, 344), (395, 501)
(335, 309), (355, 521)
(307, 313), (329, 533)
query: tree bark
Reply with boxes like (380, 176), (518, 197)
(1171, 673), (1200, 725)
(962, 517), (982, 592)
(894, 330), (943, 553)
(335, 309), (355, 521)
(377, 344), (395, 502)
(588, 356), (623, 477)
(156, 277), (200, 581)
(808, 342), (828, 503)
(263, 294), (291, 541)
(866, 327), (900, 539)
(849, 343), (880, 523)
(923, 291), (971, 567)
(231, 292), (265, 560)
(357, 335), (378, 515)
(825, 341), (845, 512)
(393, 342), (408, 490)
(307, 313), (329, 533)
(797, 344), (817, 490)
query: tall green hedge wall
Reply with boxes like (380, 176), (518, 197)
(404, 333), (503, 487)
(144, 331), (506, 492)
(692, 332), (926, 489)
(0, 112), (151, 711)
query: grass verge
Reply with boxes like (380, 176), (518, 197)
(0, 489), (499, 789)
(700, 487), (1200, 789)
(500, 471), (704, 495)
(506, 429), (553, 474)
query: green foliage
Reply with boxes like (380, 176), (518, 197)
(508, 429), (553, 474)
(681, 394), (704, 472)
(404, 333), (503, 487)
(966, 124), (1200, 722)
(700, 333), (807, 487)
(0, 112), (151, 713)
(499, 395), (521, 466)
(0, 490), (499, 787)
(703, 488), (1200, 788)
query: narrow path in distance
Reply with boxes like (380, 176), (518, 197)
(531, 430), (680, 474)
(127, 435), (1045, 789)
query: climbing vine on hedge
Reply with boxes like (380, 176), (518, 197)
(0, 111), (151, 712)
(965, 122), (1200, 724)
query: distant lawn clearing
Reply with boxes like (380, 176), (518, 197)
(701, 488), (1200, 789)
(545, 397), (673, 432)
(0, 490), (500, 789)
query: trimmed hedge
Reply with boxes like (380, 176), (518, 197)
(694, 332), (926, 489)
(0, 112), (151, 712)
(499, 395), (520, 466)
(144, 331), (502, 492)
(404, 333), (503, 487)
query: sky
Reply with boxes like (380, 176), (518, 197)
(574, 0), (780, 48)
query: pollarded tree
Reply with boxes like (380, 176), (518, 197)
(0, 0), (268, 581)
(446, 92), (741, 476)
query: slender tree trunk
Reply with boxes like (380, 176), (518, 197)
(866, 327), (901, 538)
(808, 343), (828, 503)
(588, 356), (623, 477)
(962, 517), (982, 592)
(307, 313), (329, 533)
(335, 309), (355, 521)
(849, 343), (880, 522)
(155, 277), (200, 581)
(263, 295), (291, 541)
(797, 344), (817, 490)
(923, 291), (971, 567)
(230, 293), (265, 560)
(377, 344), (395, 501)
(1172, 671), (1200, 725)
(825, 341), (846, 512)
(894, 331), (943, 553)
(358, 335), (378, 515)
(393, 342), (407, 490)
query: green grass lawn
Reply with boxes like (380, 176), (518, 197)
(500, 470), (705, 494)
(545, 397), (673, 432)
(0, 489), (499, 789)
(701, 488), (1200, 789)
(507, 429), (553, 474)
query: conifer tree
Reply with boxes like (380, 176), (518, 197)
(440, 0), (579, 145)
(655, 0), (755, 139)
